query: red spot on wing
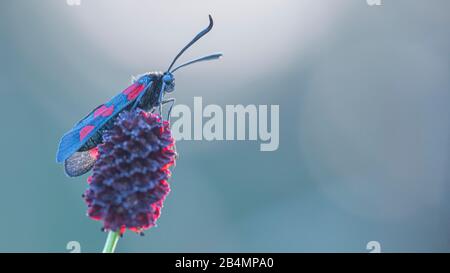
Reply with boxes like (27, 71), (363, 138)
(94, 105), (114, 118)
(122, 83), (145, 101)
(79, 125), (95, 141)
(89, 147), (99, 159)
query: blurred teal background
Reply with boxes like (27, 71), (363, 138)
(0, 0), (449, 252)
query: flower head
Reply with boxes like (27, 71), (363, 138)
(83, 109), (176, 235)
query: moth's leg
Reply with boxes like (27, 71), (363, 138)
(161, 98), (178, 161)
(157, 82), (167, 118)
(161, 98), (176, 123)
(158, 104), (163, 118)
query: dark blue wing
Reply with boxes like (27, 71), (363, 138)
(56, 81), (150, 163)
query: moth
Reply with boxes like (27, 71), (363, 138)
(56, 15), (222, 177)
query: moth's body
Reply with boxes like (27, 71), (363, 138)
(79, 72), (166, 152)
(57, 15), (222, 177)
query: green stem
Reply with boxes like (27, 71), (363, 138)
(102, 231), (120, 253)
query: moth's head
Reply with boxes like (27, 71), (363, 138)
(162, 72), (175, 93)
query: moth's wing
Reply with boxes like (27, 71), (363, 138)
(64, 148), (98, 177)
(75, 104), (104, 126)
(56, 82), (149, 163)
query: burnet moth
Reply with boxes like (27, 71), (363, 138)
(57, 15), (222, 177)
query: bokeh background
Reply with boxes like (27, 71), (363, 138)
(0, 0), (449, 252)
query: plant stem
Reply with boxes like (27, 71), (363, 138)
(102, 230), (120, 253)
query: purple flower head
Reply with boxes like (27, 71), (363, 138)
(83, 109), (176, 235)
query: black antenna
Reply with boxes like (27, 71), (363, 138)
(167, 15), (214, 72)
(171, 53), (222, 73)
